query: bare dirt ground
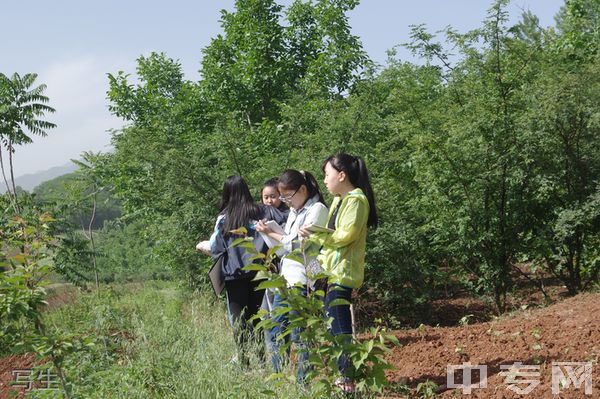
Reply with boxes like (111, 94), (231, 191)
(384, 292), (600, 398)
(43, 283), (81, 311)
(0, 354), (37, 399)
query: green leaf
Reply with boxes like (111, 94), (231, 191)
(229, 226), (248, 235)
(257, 279), (285, 290)
(248, 253), (266, 261)
(327, 298), (351, 307)
(242, 264), (267, 271)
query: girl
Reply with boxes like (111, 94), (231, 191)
(255, 169), (328, 382)
(299, 153), (378, 393)
(261, 177), (289, 214)
(210, 175), (286, 366)
(259, 177), (289, 360)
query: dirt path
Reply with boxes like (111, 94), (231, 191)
(385, 292), (600, 398)
(44, 283), (80, 311)
(0, 354), (37, 399)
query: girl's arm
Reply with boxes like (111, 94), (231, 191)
(278, 203), (329, 253)
(302, 203), (329, 236)
(209, 215), (226, 255)
(256, 218), (295, 257)
(255, 220), (285, 243)
(254, 205), (288, 243)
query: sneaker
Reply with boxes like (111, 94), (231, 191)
(334, 377), (356, 394)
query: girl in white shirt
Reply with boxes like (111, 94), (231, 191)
(255, 169), (328, 382)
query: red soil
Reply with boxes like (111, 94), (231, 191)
(384, 292), (600, 398)
(0, 354), (37, 399)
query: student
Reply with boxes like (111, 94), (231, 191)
(258, 177), (289, 360)
(255, 169), (328, 383)
(261, 177), (289, 214)
(210, 175), (286, 366)
(299, 154), (378, 393)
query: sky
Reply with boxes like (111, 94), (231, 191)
(1, 0), (564, 178)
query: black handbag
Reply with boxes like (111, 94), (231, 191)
(208, 252), (226, 296)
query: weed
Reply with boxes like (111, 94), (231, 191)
(416, 379), (439, 398)
(458, 314), (474, 326)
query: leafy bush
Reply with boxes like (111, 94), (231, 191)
(236, 237), (399, 397)
(0, 209), (94, 398)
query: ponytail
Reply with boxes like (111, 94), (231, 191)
(323, 153), (378, 228)
(355, 157), (378, 228)
(301, 170), (326, 205)
(279, 169), (325, 205)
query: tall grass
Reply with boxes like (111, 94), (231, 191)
(37, 281), (302, 398)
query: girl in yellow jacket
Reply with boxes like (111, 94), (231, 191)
(300, 153), (378, 393)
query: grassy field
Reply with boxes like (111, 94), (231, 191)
(34, 281), (303, 399)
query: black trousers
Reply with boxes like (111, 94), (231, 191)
(225, 278), (265, 359)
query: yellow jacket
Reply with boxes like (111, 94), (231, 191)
(311, 188), (370, 289)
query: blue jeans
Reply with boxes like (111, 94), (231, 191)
(268, 288), (309, 383)
(325, 284), (353, 377)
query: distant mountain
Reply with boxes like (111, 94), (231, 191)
(0, 163), (78, 193)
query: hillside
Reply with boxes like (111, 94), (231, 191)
(0, 163), (77, 193)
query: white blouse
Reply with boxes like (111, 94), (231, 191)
(277, 195), (328, 286)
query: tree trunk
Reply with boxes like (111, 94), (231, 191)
(89, 188), (99, 290)
(493, 283), (504, 315)
(7, 139), (20, 212)
(0, 145), (18, 209)
(51, 357), (72, 399)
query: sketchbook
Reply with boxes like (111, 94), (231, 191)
(259, 220), (285, 248)
(305, 224), (335, 233)
(208, 254), (226, 296)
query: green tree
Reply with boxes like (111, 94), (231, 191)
(200, 0), (289, 126)
(103, 0), (369, 287)
(401, 0), (546, 313)
(107, 52), (185, 126)
(34, 173), (121, 230)
(106, 52), (222, 282)
(70, 151), (110, 289)
(555, 0), (600, 61)
(520, 22), (600, 294)
(0, 73), (56, 210)
(285, 0), (368, 96)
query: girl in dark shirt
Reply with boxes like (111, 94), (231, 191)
(210, 175), (285, 365)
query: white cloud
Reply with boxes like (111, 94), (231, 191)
(12, 55), (133, 176)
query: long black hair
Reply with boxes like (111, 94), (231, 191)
(219, 175), (262, 235)
(323, 153), (378, 228)
(278, 169), (325, 205)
